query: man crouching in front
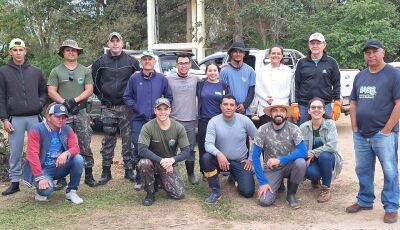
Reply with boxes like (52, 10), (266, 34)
(23, 103), (84, 204)
(137, 98), (189, 206)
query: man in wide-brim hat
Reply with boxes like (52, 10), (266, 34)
(48, 39), (98, 189)
(57, 39), (83, 57)
(252, 99), (307, 209)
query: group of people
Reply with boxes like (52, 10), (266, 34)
(0, 31), (399, 224)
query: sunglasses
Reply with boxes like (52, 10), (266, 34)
(14, 41), (22, 45)
(68, 70), (74, 81)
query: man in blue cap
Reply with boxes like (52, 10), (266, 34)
(23, 103), (85, 204)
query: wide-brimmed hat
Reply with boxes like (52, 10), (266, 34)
(227, 41), (249, 56)
(58, 39), (83, 57)
(263, 100), (292, 117)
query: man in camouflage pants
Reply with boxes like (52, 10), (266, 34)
(92, 32), (140, 185)
(47, 39), (98, 188)
(138, 98), (189, 206)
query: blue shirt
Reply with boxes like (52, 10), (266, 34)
(350, 64), (400, 137)
(220, 63), (256, 115)
(123, 70), (173, 121)
(43, 131), (63, 167)
(199, 81), (226, 119)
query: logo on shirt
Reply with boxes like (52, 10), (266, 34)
(168, 139), (176, 147)
(359, 86), (376, 99)
(322, 69), (327, 74)
(78, 78), (84, 85)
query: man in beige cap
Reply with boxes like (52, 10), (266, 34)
(252, 100), (307, 208)
(292, 32), (341, 125)
(0, 38), (47, 195)
(47, 39), (98, 189)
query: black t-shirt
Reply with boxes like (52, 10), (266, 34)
(350, 64), (400, 137)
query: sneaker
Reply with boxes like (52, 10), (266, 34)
(35, 193), (48, 202)
(205, 192), (221, 204)
(54, 178), (67, 191)
(65, 190), (83, 205)
(384, 211), (398, 224)
(317, 185), (331, 203)
(134, 182), (143, 191)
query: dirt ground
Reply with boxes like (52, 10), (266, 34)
(1, 115), (399, 229)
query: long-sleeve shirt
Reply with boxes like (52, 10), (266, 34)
(255, 63), (293, 116)
(123, 70), (172, 121)
(205, 113), (257, 161)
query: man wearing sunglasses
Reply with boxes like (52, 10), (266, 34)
(47, 39), (98, 189)
(0, 38), (48, 196)
(92, 32), (140, 185)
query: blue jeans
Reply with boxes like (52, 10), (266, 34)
(34, 155), (84, 197)
(298, 103), (332, 125)
(201, 153), (255, 198)
(305, 151), (335, 187)
(197, 118), (211, 173)
(353, 131), (399, 212)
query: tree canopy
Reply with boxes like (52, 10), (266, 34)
(0, 0), (399, 74)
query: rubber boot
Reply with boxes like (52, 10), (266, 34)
(286, 182), (300, 209)
(98, 166), (112, 185)
(2, 182), (20, 196)
(84, 168), (98, 187)
(124, 168), (136, 181)
(205, 175), (221, 204)
(278, 179), (286, 193)
(185, 161), (199, 185)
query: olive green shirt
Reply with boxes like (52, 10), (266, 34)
(47, 64), (92, 100)
(138, 119), (189, 158)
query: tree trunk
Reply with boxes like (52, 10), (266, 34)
(233, 0), (243, 42)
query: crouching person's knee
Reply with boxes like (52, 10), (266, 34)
(138, 159), (153, 170)
(258, 194), (276, 207)
(37, 186), (54, 197)
(238, 186), (255, 198)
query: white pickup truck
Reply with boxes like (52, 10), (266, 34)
(340, 69), (359, 115)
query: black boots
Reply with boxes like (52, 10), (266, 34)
(143, 192), (155, 206)
(2, 182), (20, 196)
(205, 175), (221, 204)
(54, 178), (67, 191)
(185, 161), (199, 185)
(124, 169), (136, 181)
(84, 168), (98, 187)
(98, 166), (112, 185)
(286, 182), (300, 208)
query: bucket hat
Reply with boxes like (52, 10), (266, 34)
(227, 41), (249, 56)
(58, 39), (83, 57)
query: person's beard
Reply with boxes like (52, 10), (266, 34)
(272, 115), (287, 126)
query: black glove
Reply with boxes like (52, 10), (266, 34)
(63, 98), (77, 111)
(69, 103), (81, 115)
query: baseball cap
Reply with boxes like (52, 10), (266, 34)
(9, 38), (26, 50)
(48, 104), (69, 117)
(108, 32), (122, 42)
(362, 39), (384, 52)
(309, 32), (325, 42)
(154, 98), (171, 108)
(141, 50), (156, 59)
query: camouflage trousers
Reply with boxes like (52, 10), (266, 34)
(100, 105), (134, 170)
(67, 109), (94, 168)
(138, 159), (185, 199)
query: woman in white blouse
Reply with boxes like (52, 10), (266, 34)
(255, 45), (293, 126)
